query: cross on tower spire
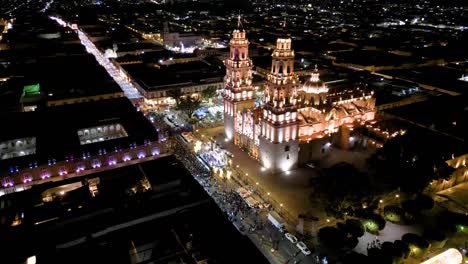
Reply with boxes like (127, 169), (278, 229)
(237, 12), (243, 30)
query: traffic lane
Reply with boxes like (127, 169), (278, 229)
(272, 228), (318, 264)
(278, 238), (317, 264)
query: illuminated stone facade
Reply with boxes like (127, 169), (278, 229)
(223, 18), (255, 142)
(224, 25), (376, 173)
(259, 36), (300, 172)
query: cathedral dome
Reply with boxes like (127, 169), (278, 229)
(302, 66), (328, 94)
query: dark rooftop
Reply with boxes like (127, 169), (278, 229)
(17, 54), (122, 102)
(0, 97), (157, 169)
(378, 66), (468, 95)
(0, 157), (268, 264)
(385, 94), (467, 147)
(334, 50), (422, 67)
(123, 60), (224, 91)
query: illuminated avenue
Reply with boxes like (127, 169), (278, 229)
(0, 1), (467, 264)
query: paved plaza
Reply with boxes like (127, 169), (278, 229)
(199, 125), (377, 229)
(354, 222), (421, 255)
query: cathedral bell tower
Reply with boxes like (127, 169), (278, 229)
(259, 31), (300, 173)
(223, 16), (255, 141)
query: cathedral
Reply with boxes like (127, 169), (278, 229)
(223, 20), (376, 173)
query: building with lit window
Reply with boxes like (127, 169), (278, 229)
(0, 97), (164, 195)
(224, 21), (376, 173)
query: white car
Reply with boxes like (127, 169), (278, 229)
(296, 241), (312, 256)
(285, 233), (298, 244)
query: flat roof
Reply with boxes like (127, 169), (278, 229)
(116, 42), (163, 53)
(18, 54), (122, 101)
(334, 50), (422, 66)
(385, 95), (467, 147)
(0, 97), (158, 170)
(378, 66), (468, 94)
(123, 61), (224, 91)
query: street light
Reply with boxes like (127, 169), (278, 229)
(395, 194), (399, 198)
(379, 199), (383, 203)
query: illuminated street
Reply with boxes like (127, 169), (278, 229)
(172, 133), (319, 264)
(1, 1), (467, 263)
(50, 16), (143, 100)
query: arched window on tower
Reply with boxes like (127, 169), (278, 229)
(234, 49), (239, 60)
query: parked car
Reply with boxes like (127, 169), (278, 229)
(296, 241), (312, 255)
(285, 233), (298, 244)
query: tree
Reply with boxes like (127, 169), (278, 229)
(414, 194), (434, 211)
(315, 162), (376, 219)
(423, 229), (446, 248)
(344, 219), (365, 238)
(393, 240), (410, 259)
(201, 86), (217, 99)
(167, 88), (182, 107)
(362, 213), (386, 233)
(366, 240), (409, 264)
(384, 205), (404, 223)
(342, 252), (369, 264)
(368, 132), (456, 194)
(177, 97), (201, 119)
(380, 242), (404, 264)
(318, 226), (346, 250)
(402, 233), (429, 256)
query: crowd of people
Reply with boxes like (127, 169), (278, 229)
(150, 112), (289, 261)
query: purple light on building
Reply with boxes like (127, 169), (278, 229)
(22, 174), (33, 183)
(151, 148), (160, 156)
(108, 156), (117, 165)
(123, 153), (131, 161)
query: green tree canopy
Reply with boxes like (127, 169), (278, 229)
(368, 132), (455, 194)
(177, 96), (201, 119)
(167, 88), (182, 106)
(201, 86), (217, 99)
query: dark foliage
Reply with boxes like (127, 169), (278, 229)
(368, 133), (455, 194)
(402, 233), (429, 249)
(314, 162), (376, 219)
(344, 219), (365, 238)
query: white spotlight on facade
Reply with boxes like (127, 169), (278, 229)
(27, 256), (36, 264)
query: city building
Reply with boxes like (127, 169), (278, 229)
(0, 156), (267, 264)
(125, 60), (224, 104)
(224, 22), (376, 173)
(0, 97), (162, 195)
(162, 22), (202, 52)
